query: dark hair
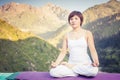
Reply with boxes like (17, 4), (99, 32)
(68, 11), (83, 26)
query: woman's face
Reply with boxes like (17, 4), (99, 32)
(69, 15), (81, 29)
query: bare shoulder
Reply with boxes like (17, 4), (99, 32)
(86, 30), (92, 34)
(85, 30), (93, 38)
(63, 32), (69, 40)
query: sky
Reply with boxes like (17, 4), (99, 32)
(0, 0), (116, 12)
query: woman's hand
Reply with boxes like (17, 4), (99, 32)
(92, 61), (99, 67)
(51, 61), (58, 68)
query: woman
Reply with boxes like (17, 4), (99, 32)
(49, 11), (99, 77)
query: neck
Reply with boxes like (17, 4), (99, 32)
(72, 26), (82, 32)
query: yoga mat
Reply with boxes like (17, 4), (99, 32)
(15, 72), (120, 80)
(6, 72), (20, 80)
(0, 73), (13, 80)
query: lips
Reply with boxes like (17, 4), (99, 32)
(71, 23), (76, 26)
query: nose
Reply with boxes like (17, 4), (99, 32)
(70, 19), (76, 23)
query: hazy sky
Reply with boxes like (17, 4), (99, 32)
(0, 0), (117, 12)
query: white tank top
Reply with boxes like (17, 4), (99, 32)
(67, 33), (92, 65)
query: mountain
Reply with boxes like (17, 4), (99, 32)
(82, 0), (120, 73)
(83, 0), (120, 25)
(82, 0), (120, 42)
(0, 0), (120, 73)
(0, 2), (62, 33)
(84, 13), (120, 40)
(0, 19), (60, 72)
(0, 2), (70, 47)
(84, 13), (120, 73)
(0, 2), (70, 34)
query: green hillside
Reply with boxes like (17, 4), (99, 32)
(0, 37), (59, 72)
(84, 13), (120, 73)
(84, 13), (120, 40)
(0, 19), (60, 72)
(96, 32), (120, 73)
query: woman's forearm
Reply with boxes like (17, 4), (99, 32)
(92, 54), (99, 63)
(55, 52), (66, 65)
(91, 50), (99, 61)
(91, 51), (99, 65)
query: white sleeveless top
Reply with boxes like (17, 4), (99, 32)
(67, 33), (92, 65)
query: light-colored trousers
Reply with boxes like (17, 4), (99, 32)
(49, 64), (98, 77)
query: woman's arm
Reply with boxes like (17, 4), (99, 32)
(87, 31), (99, 67)
(51, 35), (68, 68)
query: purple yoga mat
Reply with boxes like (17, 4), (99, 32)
(16, 71), (120, 80)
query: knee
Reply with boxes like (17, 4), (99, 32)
(49, 68), (56, 77)
(88, 67), (99, 77)
(49, 68), (60, 77)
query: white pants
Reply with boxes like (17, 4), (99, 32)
(49, 64), (98, 77)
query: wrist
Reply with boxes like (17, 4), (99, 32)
(55, 61), (60, 66)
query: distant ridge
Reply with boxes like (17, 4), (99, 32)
(83, 0), (120, 25)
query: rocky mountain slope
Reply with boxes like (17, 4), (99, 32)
(0, 2), (70, 33)
(0, 2), (70, 47)
(83, 0), (120, 25)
